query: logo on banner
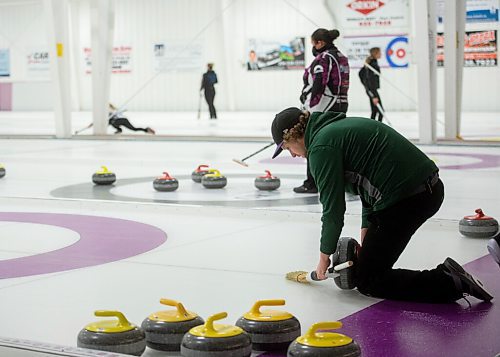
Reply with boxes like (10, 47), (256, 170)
(347, 0), (385, 15)
(386, 36), (408, 67)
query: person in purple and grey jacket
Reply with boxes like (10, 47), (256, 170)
(294, 28), (350, 194)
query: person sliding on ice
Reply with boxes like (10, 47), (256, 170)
(359, 47), (384, 122)
(200, 63), (218, 119)
(271, 107), (493, 303)
(296, 28), (349, 194)
(75, 103), (155, 135)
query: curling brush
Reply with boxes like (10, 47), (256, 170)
(285, 261), (353, 284)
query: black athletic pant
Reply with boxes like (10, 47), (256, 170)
(356, 178), (461, 303)
(369, 94), (383, 122)
(302, 103), (348, 189)
(204, 89), (217, 119)
(111, 118), (148, 133)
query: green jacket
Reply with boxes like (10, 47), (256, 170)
(305, 111), (438, 254)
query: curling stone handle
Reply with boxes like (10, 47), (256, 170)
(306, 321), (343, 338)
(160, 298), (188, 316)
(162, 172), (172, 179)
(94, 310), (131, 327)
(197, 164), (209, 171)
(99, 166), (110, 174)
(264, 170), (272, 177)
(475, 208), (484, 217)
(205, 312), (227, 334)
(250, 299), (285, 315)
(207, 169), (221, 176)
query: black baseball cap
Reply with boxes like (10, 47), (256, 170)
(271, 107), (303, 159)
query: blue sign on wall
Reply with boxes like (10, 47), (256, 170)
(0, 49), (10, 77)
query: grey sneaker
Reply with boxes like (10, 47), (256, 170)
(443, 257), (493, 302)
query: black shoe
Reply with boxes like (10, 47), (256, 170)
(293, 185), (318, 194)
(443, 257), (493, 302)
(487, 231), (500, 267)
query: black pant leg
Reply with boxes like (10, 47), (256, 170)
(302, 160), (316, 188)
(356, 180), (461, 303)
(114, 118), (147, 132)
(368, 95), (377, 120)
(204, 90), (216, 118)
(376, 97), (384, 122)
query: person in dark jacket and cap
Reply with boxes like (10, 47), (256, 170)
(271, 107), (493, 303)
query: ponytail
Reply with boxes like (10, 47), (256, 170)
(311, 28), (340, 44)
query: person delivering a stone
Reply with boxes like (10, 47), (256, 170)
(271, 107), (493, 303)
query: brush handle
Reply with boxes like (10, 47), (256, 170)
(310, 271), (320, 281)
(310, 264), (346, 281)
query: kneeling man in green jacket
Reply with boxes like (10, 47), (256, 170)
(271, 107), (492, 303)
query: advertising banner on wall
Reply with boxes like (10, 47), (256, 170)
(0, 49), (10, 77)
(437, 0), (499, 23)
(336, 0), (410, 29)
(246, 37), (305, 71)
(437, 30), (497, 66)
(153, 40), (203, 72)
(27, 49), (50, 76)
(83, 46), (133, 74)
(343, 34), (409, 68)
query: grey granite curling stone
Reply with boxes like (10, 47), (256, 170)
(255, 170), (281, 191)
(92, 166), (116, 185)
(77, 310), (146, 356)
(236, 299), (300, 352)
(201, 169), (227, 189)
(181, 312), (251, 357)
(141, 298), (204, 351)
(459, 208), (499, 238)
(153, 171), (179, 192)
(192, 164), (210, 183)
(287, 321), (361, 357)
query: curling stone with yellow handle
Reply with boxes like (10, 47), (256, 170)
(181, 312), (251, 357)
(77, 310), (146, 356)
(92, 166), (116, 185)
(153, 171), (179, 192)
(287, 321), (361, 357)
(255, 170), (281, 191)
(0, 164), (5, 178)
(192, 164), (210, 183)
(235, 299), (300, 352)
(201, 169), (227, 189)
(141, 298), (204, 351)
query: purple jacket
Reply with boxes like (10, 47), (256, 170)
(301, 45), (350, 112)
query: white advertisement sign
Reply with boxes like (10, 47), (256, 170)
(343, 34), (409, 68)
(437, 0), (499, 23)
(337, 0), (410, 29)
(153, 40), (203, 72)
(27, 49), (50, 76)
(83, 46), (133, 74)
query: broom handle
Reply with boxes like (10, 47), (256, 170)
(241, 142), (275, 162)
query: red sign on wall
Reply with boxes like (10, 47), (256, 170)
(347, 0), (385, 16)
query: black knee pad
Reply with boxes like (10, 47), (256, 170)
(330, 237), (360, 290)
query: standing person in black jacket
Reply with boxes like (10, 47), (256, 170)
(200, 63), (218, 119)
(360, 47), (383, 121)
(295, 28), (350, 194)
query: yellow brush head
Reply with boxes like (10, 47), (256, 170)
(285, 271), (309, 284)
